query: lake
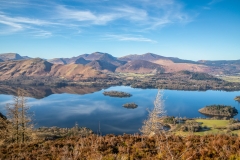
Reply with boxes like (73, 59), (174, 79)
(0, 86), (240, 135)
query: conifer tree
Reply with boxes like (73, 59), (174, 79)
(6, 88), (33, 143)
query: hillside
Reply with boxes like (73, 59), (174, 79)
(0, 53), (25, 61)
(86, 60), (118, 72)
(198, 60), (240, 75)
(119, 53), (165, 61)
(48, 52), (125, 64)
(152, 59), (210, 73)
(48, 58), (67, 64)
(0, 58), (53, 80)
(0, 58), (106, 81)
(50, 63), (106, 80)
(119, 53), (197, 64)
(74, 57), (90, 65)
(0, 59), (4, 62)
(2, 52), (240, 76)
(116, 60), (164, 74)
(47, 54), (89, 64)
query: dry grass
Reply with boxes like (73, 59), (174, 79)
(1, 134), (240, 159)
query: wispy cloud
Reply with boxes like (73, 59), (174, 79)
(30, 30), (52, 38)
(0, 13), (55, 36)
(0, 0), (193, 38)
(113, 6), (147, 21)
(56, 5), (118, 25)
(208, 0), (223, 5)
(104, 34), (157, 43)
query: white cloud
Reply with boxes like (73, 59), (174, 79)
(104, 34), (157, 43)
(32, 30), (52, 38)
(0, 13), (56, 36)
(208, 0), (223, 5)
(0, 0), (194, 37)
(0, 19), (23, 32)
(56, 5), (118, 25)
(113, 6), (147, 21)
(0, 14), (51, 26)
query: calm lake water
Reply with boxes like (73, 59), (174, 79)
(0, 86), (240, 135)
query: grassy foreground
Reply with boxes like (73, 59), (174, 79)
(1, 134), (240, 159)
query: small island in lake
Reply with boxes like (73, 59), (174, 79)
(103, 91), (132, 98)
(198, 105), (238, 117)
(234, 96), (240, 102)
(123, 103), (138, 109)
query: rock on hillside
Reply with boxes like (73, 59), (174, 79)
(116, 60), (165, 74)
(0, 53), (24, 61)
(0, 59), (4, 62)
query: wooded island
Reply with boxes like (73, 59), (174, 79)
(234, 96), (240, 102)
(198, 105), (238, 117)
(122, 103), (138, 109)
(103, 91), (132, 97)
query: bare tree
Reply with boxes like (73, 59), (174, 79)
(6, 88), (33, 143)
(140, 90), (177, 159)
(140, 89), (166, 136)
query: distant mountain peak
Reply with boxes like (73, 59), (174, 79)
(0, 53), (24, 61)
(119, 53), (164, 61)
(74, 57), (90, 65)
(48, 58), (67, 64)
(92, 52), (105, 55)
(116, 60), (164, 74)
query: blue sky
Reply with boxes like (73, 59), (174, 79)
(0, 0), (239, 60)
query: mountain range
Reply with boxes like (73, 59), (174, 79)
(0, 52), (240, 82)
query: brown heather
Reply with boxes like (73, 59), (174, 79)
(0, 134), (240, 159)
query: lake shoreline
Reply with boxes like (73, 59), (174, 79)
(1, 71), (240, 91)
(1, 86), (240, 135)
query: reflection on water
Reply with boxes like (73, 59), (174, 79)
(0, 85), (104, 99)
(0, 86), (240, 135)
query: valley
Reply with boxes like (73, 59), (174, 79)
(1, 52), (240, 91)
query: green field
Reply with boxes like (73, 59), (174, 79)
(117, 72), (154, 77)
(174, 119), (240, 136)
(220, 75), (240, 83)
(195, 119), (229, 135)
